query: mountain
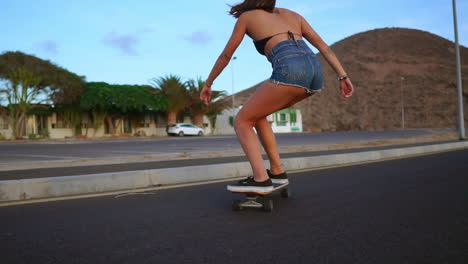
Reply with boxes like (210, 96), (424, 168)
(225, 27), (468, 132)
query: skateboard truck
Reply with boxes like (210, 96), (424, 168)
(230, 184), (291, 212)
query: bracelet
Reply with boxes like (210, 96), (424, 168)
(338, 76), (348, 81)
(205, 81), (212, 87)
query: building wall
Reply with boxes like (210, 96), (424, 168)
(0, 109), (303, 140)
(0, 116), (12, 139)
(213, 107), (302, 135)
(269, 109), (303, 133)
(213, 109), (238, 135)
(201, 116), (212, 135)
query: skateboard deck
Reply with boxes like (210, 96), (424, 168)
(228, 182), (290, 212)
(228, 182), (289, 195)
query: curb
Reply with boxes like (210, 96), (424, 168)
(1, 140), (467, 203)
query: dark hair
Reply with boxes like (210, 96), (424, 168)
(229, 0), (276, 18)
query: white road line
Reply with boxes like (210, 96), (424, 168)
(104, 150), (171, 154)
(104, 150), (185, 155)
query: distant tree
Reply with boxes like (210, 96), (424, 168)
(186, 77), (228, 130)
(79, 82), (112, 134)
(80, 82), (168, 135)
(91, 109), (106, 136)
(0, 51), (85, 139)
(205, 90), (228, 134)
(150, 75), (189, 125)
(186, 77), (207, 127)
(0, 51), (85, 104)
(0, 67), (49, 139)
(55, 103), (83, 136)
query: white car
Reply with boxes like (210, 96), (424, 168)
(167, 123), (204, 136)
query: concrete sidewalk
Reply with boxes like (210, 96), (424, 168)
(1, 139), (467, 204)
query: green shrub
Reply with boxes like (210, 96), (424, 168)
(40, 129), (50, 138)
(28, 133), (39, 140)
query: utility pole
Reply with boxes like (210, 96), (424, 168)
(452, 0), (465, 140)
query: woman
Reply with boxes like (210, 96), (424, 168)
(200, 0), (354, 193)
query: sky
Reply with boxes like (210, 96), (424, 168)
(1, 0), (467, 96)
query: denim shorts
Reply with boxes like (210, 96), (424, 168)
(267, 40), (323, 93)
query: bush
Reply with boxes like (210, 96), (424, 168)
(41, 129), (50, 138)
(28, 133), (39, 140)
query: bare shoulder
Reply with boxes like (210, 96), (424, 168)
(237, 10), (254, 24)
(276, 7), (302, 17)
(239, 9), (261, 19)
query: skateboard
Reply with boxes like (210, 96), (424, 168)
(228, 183), (290, 212)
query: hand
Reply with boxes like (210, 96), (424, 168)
(340, 78), (354, 99)
(200, 84), (212, 105)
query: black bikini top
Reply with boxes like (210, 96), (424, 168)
(253, 31), (299, 55)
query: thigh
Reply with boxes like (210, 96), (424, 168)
(283, 91), (316, 109)
(236, 81), (307, 123)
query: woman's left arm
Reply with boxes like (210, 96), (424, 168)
(201, 17), (247, 105)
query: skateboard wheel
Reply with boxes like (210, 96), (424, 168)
(262, 199), (274, 212)
(232, 200), (243, 211)
(280, 188), (290, 198)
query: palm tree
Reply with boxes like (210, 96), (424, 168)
(186, 77), (228, 133)
(150, 75), (189, 125)
(186, 77), (207, 128)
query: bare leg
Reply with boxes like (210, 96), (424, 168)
(234, 81), (309, 182)
(255, 118), (283, 174)
(255, 91), (314, 175)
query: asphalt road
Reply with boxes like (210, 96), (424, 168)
(1, 149), (467, 263)
(0, 129), (442, 164)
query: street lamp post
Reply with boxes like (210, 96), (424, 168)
(452, 0), (465, 140)
(401, 76), (405, 129)
(231, 56), (237, 115)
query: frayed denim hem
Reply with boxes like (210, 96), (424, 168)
(269, 79), (323, 94)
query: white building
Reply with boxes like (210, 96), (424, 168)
(0, 107), (302, 140)
(212, 107), (303, 135)
(0, 112), (169, 140)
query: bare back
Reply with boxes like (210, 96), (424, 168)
(241, 8), (303, 56)
(203, 5), (351, 99)
(200, 3), (354, 112)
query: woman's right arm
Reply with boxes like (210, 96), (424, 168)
(200, 17), (247, 105)
(300, 16), (354, 98)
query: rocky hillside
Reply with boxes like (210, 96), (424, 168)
(225, 28), (468, 132)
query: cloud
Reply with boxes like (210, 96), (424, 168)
(35, 40), (58, 54)
(103, 31), (140, 56)
(183, 31), (213, 46)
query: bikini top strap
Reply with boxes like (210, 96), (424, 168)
(269, 31), (289, 39)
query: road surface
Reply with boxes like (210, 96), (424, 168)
(1, 148), (467, 263)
